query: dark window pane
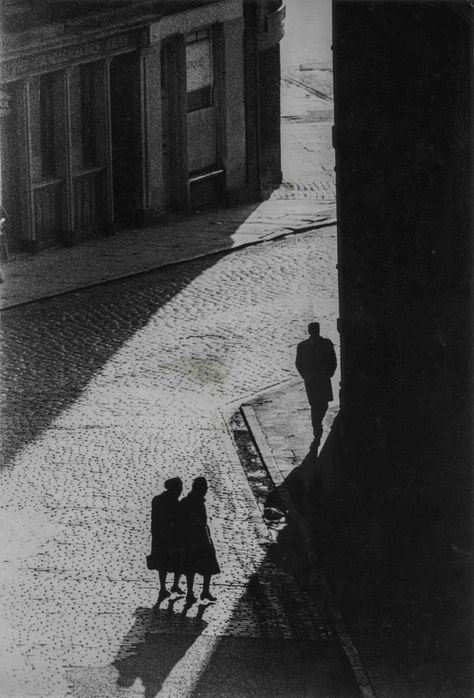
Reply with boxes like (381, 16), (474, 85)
(187, 86), (212, 112)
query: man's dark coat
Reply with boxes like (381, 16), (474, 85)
(295, 336), (337, 404)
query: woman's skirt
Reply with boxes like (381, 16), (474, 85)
(147, 537), (182, 572)
(181, 533), (220, 576)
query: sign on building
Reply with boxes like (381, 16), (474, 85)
(0, 90), (12, 118)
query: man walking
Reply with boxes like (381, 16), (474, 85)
(296, 322), (337, 446)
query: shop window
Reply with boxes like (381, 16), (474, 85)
(80, 63), (97, 167)
(186, 29), (213, 112)
(40, 73), (56, 177)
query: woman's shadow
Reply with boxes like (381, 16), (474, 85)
(113, 598), (209, 698)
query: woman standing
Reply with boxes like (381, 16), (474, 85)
(148, 477), (184, 605)
(181, 477), (220, 603)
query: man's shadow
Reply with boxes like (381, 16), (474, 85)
(266, 412), (341, 523)
(113, 599), (209, 698)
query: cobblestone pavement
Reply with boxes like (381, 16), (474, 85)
(0, 228), (358, 697)
(270, 179), (336, 202)
(0, 200), (335, 310)
(277, 67), (335, 201)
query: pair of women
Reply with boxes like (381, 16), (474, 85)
(149, 476), (220, 605)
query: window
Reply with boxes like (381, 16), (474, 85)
(186, 29), (213, 112)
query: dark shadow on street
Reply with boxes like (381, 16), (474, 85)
(0, 205), (264, 469)
(192, 634), (356, 697)
(66, 601), (209, 698)
(188, 472), (359, 697)
(114, 591), (355, 698)
(274, 413), (340, 518)
(113, 602), (208, 698)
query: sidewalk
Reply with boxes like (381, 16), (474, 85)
(241, 378), (338, 486)
(0, 199), (335, 310)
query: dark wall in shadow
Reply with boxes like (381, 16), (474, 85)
(333, 0), (472, 577)
(269, 412), (471, 695)
(329, 8), (472, 690)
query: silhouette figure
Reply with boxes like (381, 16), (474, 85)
(148, 477), (185, 604)
(296, 322), (337, 447)
(180, 477), (220, 604)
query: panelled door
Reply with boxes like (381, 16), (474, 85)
(69, 62), (105, 239)
(161, 28), (222, 212)
(185, 29), (218, 176)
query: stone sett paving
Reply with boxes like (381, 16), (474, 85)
(270, 180), (336, 202)
(279, 79), (334, 196)
(0, 229), (356, 697)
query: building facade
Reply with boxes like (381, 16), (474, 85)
(0, 0), (285, 251)
(332, 0), (472, 568)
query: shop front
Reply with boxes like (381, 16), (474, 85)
(0, 31), (141, 250)
(0, 0), (280, 252)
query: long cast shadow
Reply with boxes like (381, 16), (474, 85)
(113, 602), (208, 698)
(67, 601), (209, 698)
(114, 525), (357, 698)
(0, 205), (263, 470)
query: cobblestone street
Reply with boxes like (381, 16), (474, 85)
(0, 2), (351, 694)
(0, 1), (466, 695)
(278, 74), (334, 197)
(0, 229), (357, 697)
